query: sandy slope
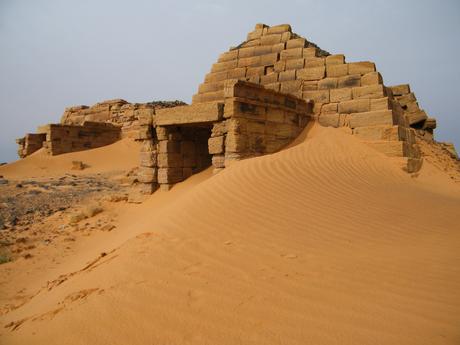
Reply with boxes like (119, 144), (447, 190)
(0, 138), (141, 179)
(1, 124), (460, 344)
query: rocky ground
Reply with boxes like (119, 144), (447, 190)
(0, 172), (134, 264)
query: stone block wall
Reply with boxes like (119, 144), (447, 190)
(136, 80), (311, 192)
(192, 23), (428, 172)
(16, 133), (47, 158)
(38, 122), (121, 156)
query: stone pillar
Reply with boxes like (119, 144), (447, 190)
(137, 108), (158, 194)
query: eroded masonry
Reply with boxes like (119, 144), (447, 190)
(17, 23), (442, 192)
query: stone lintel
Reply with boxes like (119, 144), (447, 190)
(155, 101), (224, 126)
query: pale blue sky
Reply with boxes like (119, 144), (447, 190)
(0, 0), (459, 162)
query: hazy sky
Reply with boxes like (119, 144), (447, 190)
(0, 0), (459, 162)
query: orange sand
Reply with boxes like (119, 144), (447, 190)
(1, 124), (460, 344)
(0, 138), (141, 179)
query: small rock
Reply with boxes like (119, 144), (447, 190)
(0, 179), (9, 185)
(71, 161), (86, 170)
(101, 224), (115, 232)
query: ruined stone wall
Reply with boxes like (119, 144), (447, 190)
(37, 122), (121, 156)
(16, 133), (47, 158)
(134, 80), (311, 192)
(192, 23), (426, 172)
(60, 99), (187, 140)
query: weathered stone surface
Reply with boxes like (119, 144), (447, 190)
(280, 48), (303, 60)
(286, 38), (307, 49)
(352, 84), (386, 99)
(353, 125), (399, 141)
(348, 61), (376, 75)
(361, 72), (383, 86)
(330, 88), (352, 102)
(348, 110), (394, 128)
(318, 78), (338, 90)
(156, 102), (224, 125)
(326, 64), (348, 77)
(338, 99), (370, 114)
(325, 54), (345, 65)
(157, 168), (183, 184)
(297, 66), (325, 81)
(208, 136), (225, 154)
(406, 110), (428, 125)
(303, 90), (330, 103)
(319, 113), (340, 127)
(338, 74), (361, 88)
(390, 84), (411, 96)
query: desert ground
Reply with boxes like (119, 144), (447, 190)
(0, 123), (459, 344)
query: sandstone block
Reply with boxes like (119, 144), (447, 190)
(157, 153), (182, 168)
(212, 154), (225, 168)
(390, 84), (411, 96)
(246, 29), (264, 41)
(138, 167), (157, 183)
(198, 81), (225, 94)
(281, 31), (292, 42)
(303, 90), (330, 103)
(319, 113), (340, 127)
(228, 67), (247, 79)
(267, 24), (291, 34)
(348, 61), (376, 75)
(140, 151), (156, 167)
(271, 43), (286, 53)
(285, 58), (305, 70)
(318, 77), (338, 90)
(218, 50), (239, 62)
(423, 118), (436, 130)
(326, 64), (348, 77)
(205, 71), (228, 83)
(225, 132), (247, 152)
(211, 60), (238, 73)
(254, 45), (272, 56)
(406, 110), (428, 125)
(348, 110), (394, 128)
(238, 46), (256, 58)
(325, 54), (345, 65)
(286, 38), (307, 49)
(338, 74), (361, 88)
(238, 56), (261, 68)
(303, 47), (318, 58)
(396, 93), (417, 107)
(353, 125), (399, 141)
(279, 69), (296, 82)
(338, 99), (370, 114)
(261, 34), (282, 45)
(274, 60), (286, 72)
(361, 72), (383, 86)
(264, 82), (280, 92)
(158, 168), (183, 184)
(260, 72), (279, 85)
(280, 80), (302, 95)
(208, 136), (225, 154)
(305, 57), (325, 68)
(260, 53), (279, 65)
(246, 66), (265, 77)
(352, 84), (386, 99)
(158, 140), (181, 153)
(297, 66), (325, 81)
(370, 97), (391, 111)
(156, 102), (224, 125)
(407, 157), (423, 173)
(321, 103), (338, 115)
(280, 48), (303, 60)
(302, 81), (318, 91)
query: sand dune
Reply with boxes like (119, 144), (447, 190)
(0, 138), (141, 179)
(1, 124), (460, 344)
